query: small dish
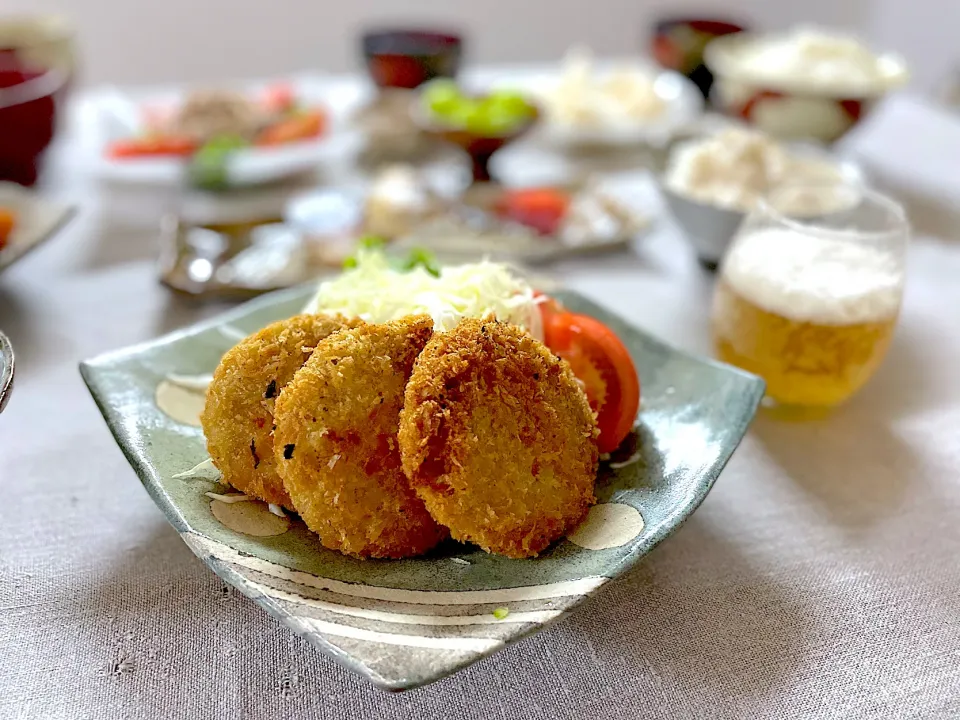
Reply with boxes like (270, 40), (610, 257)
(0, 330), (13, 414)
(80, 285), (764, 691)
(657, 138), (865, 268)
(391, 180), (647, 265)
(361, 29), (462, 90)
(412, 86), (540, 184)
(0, 182), (75, 274)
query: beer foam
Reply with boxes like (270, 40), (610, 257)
(722, 228), (903, 324)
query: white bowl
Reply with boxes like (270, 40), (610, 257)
(704, 32), (909, 143)
(659, 143), (866, 267)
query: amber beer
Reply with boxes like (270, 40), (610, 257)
(712, 228), (903, 407)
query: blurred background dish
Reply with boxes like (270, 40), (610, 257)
(0, 60), (65, 187)
(657, 127), (864, 268)
(705, 27), (909, 142)
(393, 178), (648, 265)
(413, 80), (540, 183)
(362, 29), (463, 90)
(519, 48), (703, 149)
(0, 15), (76, 88)
(157, 174), (327, 298)
(90, 76), (361, 186)
(354, 29), (462, 164)
(0, 181), (75, 273)
(649, 17), (746, 101)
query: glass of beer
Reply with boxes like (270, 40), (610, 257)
(712, 181), (908, 409)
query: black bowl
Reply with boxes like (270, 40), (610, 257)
(361, 29), (463, 90)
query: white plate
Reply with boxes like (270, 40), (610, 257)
(0, 183), (76, 275)
(88, 75), (365, 186)
(479, 64), (704, 149)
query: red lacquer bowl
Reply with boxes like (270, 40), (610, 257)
(0, 60), (64, 186)
(362, 30), (462, 90)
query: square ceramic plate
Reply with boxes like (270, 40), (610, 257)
(80, 286), (763, 691)
(0, 183), (76, 275)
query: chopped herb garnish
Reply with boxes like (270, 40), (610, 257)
(401, 247), (440, 277)
(283, 443), (295, 460)
(359, 235), (387, 251)
(250, 439), (260, 469)
(492, 607), (509, 620)
(342, 242), (439, 277)
(264, 379), (278, 399)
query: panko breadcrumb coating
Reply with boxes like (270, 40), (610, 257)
(201, 314), (361, 509)
(273, 315), (447, 559)
(399, 318), (599, 558)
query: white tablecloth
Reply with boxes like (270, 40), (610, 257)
(2, 78), (959, 720)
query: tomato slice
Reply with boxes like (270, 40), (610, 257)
(255, 109), (326, 146)
(496, 188), (570, 235)
(544, 310), (640, 454)
(107, 135), (198, 158)
(261, 83), (296, 113)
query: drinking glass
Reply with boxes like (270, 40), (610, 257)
(712, 180), (909, 409)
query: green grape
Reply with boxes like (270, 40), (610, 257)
(424, 80), (463, 117)
(423, 79), (460, 102)
(483, 90), (533, 119)
(465, 108), (519, 136)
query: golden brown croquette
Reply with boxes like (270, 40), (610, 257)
(399, 318), (599, 558)
(273, 315), (447, 559)
(201, 314), (361, 509)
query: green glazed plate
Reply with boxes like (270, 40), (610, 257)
(80, 287), (764, 692)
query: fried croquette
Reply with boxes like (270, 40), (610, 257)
(399, 318), (600, 558)
(201, 314), (361, 509)
(273, 315), (448, 558)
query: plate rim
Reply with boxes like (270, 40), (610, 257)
(0, 186), (77, 274)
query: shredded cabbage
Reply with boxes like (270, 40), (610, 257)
(303, 250), (543, 340)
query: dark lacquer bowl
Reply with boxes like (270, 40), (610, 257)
(650, 17), (746, 101)
(0, 62), (64, 186)
(362, 29), (462, 90)
(412, 96), (540, 184)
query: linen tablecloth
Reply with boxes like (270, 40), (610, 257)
(1, 79), (959, 720)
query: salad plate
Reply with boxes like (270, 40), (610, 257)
(80, 285), (763, 691)
(89, 76), (364, 186)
